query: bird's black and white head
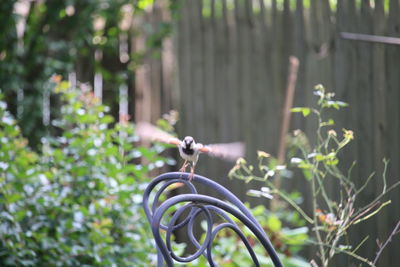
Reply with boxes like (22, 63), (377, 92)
(182, 136), (195, 150)
(179, 136), (199, 162)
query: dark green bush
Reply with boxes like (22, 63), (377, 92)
(0, 82), (167, 266)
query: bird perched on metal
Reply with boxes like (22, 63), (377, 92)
(136, 122), (245, 180)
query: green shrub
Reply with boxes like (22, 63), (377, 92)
(0, 82), (169, 266)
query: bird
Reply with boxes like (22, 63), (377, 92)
(135, 122), (245, 180)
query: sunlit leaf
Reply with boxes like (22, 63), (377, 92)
(267, 215), (282, 232)
(291, 107), (311, 117)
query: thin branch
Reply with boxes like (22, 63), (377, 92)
(355, 172), (375, 195)
(372, 220), (400, 265)
(340, 32), (400, 46)
(276, 56), (300, 168)
(273, 56), (299, 210)
(310, 259), (319, 267)
(353, 181), (400, 219)
(232, 169), (315, 224)
(307, 240), (376, 267)
(352, 235), (369, 254)
(313, 169), (334, 214)
(325, 164), (354, 192)
(263, 180), (314, 224)
(347, 202), (380, 230)
(311, 171), (327, 266)
(381, 159), (389, 194)
(353, 200), (391, 225)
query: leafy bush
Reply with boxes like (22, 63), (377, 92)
(0, 82), (169, 266)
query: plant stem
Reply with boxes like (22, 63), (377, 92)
(313, 167), (334, 214)
(307, 240), (376, 266)
(373, 220), (400, 265)
(353, 180), (400, 220)
(264, 180), (313, 224)
(250, 176), (314, 224)
(311, 170), (327, 266)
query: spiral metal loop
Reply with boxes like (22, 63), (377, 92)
(143, 172), (283, 267)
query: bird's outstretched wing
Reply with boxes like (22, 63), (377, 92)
(199, 142), (245, 162)
(136, 122), (181, 145)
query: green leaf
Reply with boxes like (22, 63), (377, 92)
(323, 100), (348, 109)
(298, 161), (312, 169)
(137, 0), (155, 10)
(291, 107), (311, 117)
(267, 215), (282, 232)
(326, 158), (339, 166)
(302, 169), (312, 180)
(100, 115), (114, 124)
(7, 193), (22, 203)
(321, 119), (335, 126)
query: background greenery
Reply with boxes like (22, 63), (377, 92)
(0, 84), (172, 266)
(0, 0), (175, 147)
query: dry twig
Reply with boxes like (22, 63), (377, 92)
(372, 220), (400, 265)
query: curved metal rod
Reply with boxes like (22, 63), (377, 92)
(187, 205), (237, 248)
(143, 175), (198, 267)
(207, 223), (261, 267)
(144, 172), (263, 232)
(152, 194), (283, 267)
(186, 205), (239, 266)
(151, 178), (197, 231)
(165, 203), (213, 262)
(142, 172), (283, 267)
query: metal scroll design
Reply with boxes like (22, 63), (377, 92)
(143, 172), (283, 267)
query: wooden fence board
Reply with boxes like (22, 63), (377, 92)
(384, 0), (400, 262)
(173, 0), (400, 265)
(372, 4), (388, 265)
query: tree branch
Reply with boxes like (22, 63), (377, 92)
(372, 220), (400, 265)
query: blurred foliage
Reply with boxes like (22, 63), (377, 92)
(0, 82), (172, 266)
(0, 0), (178, 147)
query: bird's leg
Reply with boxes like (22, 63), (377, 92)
(179, 160), (189, 172)
(189, 164), (195, 181)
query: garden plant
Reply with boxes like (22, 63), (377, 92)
(229, 85), (400, 267)
(0, 80), (173, 266)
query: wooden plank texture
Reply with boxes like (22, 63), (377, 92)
(171, 0), (400, 265)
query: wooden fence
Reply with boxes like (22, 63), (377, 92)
(172, 0), (400, 265)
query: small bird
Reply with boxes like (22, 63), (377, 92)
(136, 122), (245, 180)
